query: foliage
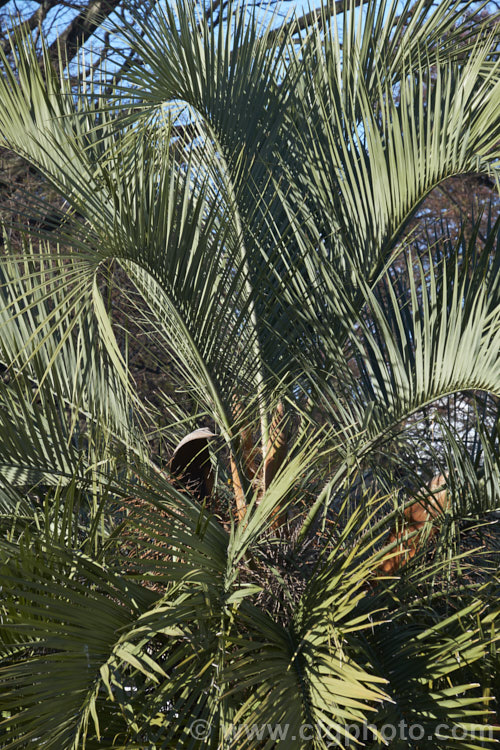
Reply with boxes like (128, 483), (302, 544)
(0, 0), (499, 747)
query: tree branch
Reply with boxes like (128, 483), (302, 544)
(0, 1), (58, 53)
(267, 0), (368, 42)
(48, 0), (122, 63)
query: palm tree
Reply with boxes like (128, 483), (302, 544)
(0, 0), (499, 747)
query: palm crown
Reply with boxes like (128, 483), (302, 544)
(0, 0), (499, 747)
